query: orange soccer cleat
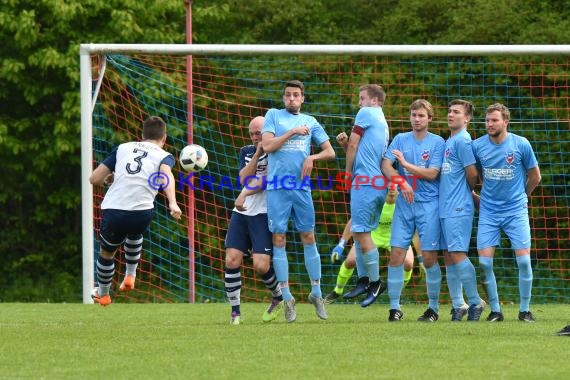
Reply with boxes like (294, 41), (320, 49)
(119, 275), (136, 292)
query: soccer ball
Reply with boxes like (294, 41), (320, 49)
(179, 144), (208, 172)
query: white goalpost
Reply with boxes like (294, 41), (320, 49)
(80, 44), (570, 304)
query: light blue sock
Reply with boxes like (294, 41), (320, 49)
(388, 265), (404, 310)
(273, 246), (292, 301)
(425, 264), (441, 313)
(445, 263), (464, 308)
(457, 258), (481, 306)
(303, 243), (322, 297)
(479, 256), (500, 312)
(354, 241), (366, 280)
(362, 248), (380, 282)
(516, 255), (533, 312)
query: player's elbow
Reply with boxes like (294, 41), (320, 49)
(326, 147), (336, 160)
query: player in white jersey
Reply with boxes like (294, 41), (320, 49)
(381, 99), (445, 322)
(472, 103), (541, 323)
(262, 80), (335, 322)
(89, 116), (182, 306)
(224, 116), (283, 325)
(439, 99), (485, 321)
(342, 84), (390, 307)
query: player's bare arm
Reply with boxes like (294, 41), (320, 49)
(381, 157), (415, 203)
(238, 144), (263, 181)
(391, 149), (440, 181)
(234, 177), (264, 211)
(465, 164), (479, 190)
(159, 163), (182, 220)
(89, 163), (112, 186)
(261, 125), (310, 153)
(301, 140), (335, 178)
(525, 166), (542, 196)
(344, 129), (362, 177)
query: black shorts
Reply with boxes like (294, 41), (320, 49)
(224, 212), (273, 256)
(99, 209), (153, 252)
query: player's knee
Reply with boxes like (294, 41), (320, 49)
(252, 256), (270, 274)
(299, 232), (315, 244)
(225, 249), (243, 268)
(273, 234), (286, 247)
(99, 248), (116, 260)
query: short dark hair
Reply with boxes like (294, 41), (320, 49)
(283, 80), (305, 95)
(142, 116), (166, 140)
(449, 99), (475, 119)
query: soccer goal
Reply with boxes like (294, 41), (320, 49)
(80, 44), (570, 305)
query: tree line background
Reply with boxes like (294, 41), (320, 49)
(1, 0), (569, 302)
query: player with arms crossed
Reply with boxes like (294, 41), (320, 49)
(262, 80), (335, 322)
(381, 99), (445, 322)
(89, 116), (182, 306)
(224, 116), (284, 325)
(472, 103), (541, 322)
(440, 99), (485, 322)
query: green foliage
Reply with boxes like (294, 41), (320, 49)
(1, 0), (569, 302)
(0, 0), (185, 301)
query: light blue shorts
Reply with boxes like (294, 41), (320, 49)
(391, 199), (440, 251)
(267, 189), (315, 233)
(440, 214), (474, 252)
(477, 212), (531, 250)
(350, 186), (386, 233)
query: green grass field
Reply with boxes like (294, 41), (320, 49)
(1, 303), (568, 379)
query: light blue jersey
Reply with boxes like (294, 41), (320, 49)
(262, 108), (329, 191)
(472, 133), (538, 216)
(439, 129), (476, 218)
(352, 106), (389, 181)
(384, 131), (445, 202)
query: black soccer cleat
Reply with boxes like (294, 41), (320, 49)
(556, 324), (570, 336)
(518, 311), (536, 323)
(389, 309), (404, 322)
(343, 277), (369, 299)
(486, 311), (504, 322)
(418, 307), (439, 322)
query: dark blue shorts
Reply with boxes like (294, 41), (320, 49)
(225, 212), (273, 256)
(99, 209), (153, 252)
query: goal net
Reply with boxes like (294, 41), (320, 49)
(80, 45), (569, 304)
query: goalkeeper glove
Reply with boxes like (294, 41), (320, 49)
(330, 245), (344, 263)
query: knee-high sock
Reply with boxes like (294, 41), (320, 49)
(425, 264), (441, 313)
(96, 256), (115, 296)
(362, 248), (380, 282)
(456, 258), (480, 306)
(304, 243), (322, 297)
(446, 263), (465, 308)
(354, 241), (366, 279)
(273, 246), (292, 301)
(261, 267), (283, 300)
(479, 256), (500, 312)
(388, 265), (404, 310)
(124, 236), (142, 276)
(224, 267), (241, 313)
(516, 255), (533, 312)
(334, 262), (355, 294)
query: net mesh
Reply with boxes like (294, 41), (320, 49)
(91, 53), (569, 304)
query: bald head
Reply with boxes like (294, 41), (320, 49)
(248, 116), (264, 146)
